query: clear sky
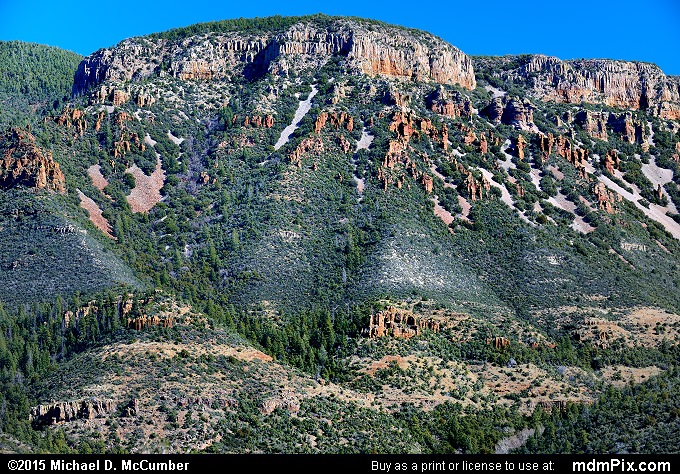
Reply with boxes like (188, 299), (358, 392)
(1, 0), (679, 75)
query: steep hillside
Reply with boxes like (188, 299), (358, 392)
(0, 127), (139, 303)
(0, 41), (82, 127)
(1, 15), (679, 455)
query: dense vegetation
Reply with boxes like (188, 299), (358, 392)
(0, 41), (81, 127)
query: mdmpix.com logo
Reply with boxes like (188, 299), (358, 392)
(573, 459), (671, 472)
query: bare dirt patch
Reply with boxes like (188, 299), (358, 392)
(480, 363), (595, 413)
(548, 192), (595, 234)
(274, 86), (318, 150)
(599, 365), (662, 388)
(125, 158), (166, 213)
(87, 164), (109, 193)
(598, 174), (680, 239)
(77, 189), (115, 239)
(363, 355), (409, 376)
(433, 196), (455, 228)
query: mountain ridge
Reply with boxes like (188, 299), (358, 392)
(1, 14), (679, 455)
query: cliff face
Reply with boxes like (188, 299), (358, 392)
(478, 55), (680, 119)
(0, 127), (66, 193)
(72, 18), (476, 96)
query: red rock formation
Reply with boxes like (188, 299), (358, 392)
(603, 149), (620, 173)
(314, 112), (328, 133)
(480, 97), (504, 124)
(73, 20), (476, 98)
(328, 112), (353, 131)
(608, 112), (645, 143)
(115, 111), (133, 128)
(421, 173), (434, 194)
(465, 172), (491, 201)
(594, 182), (615, 213)
(289, 136), (324, 167)
(30, 399), (118, 426)
(0, 127), (66, 193)
(126, 314), (174, 330)
(537, 132), (555, 161)
(463, 127), (477, 145)
(515, 134), (527, 160)
(54, 106), (88, 137)
(502, 99), (536, 131)
(553, 135), (588, 175)
(486, 337), (511, 349)
(177, 60), (214, 80)
(136, 91), (155, 107)
(383, 86), (410, 107)
(363, 307), (440, 339)
(243, 114), (275, 128)
(94, 111), (105, 132)
(479, 133), (488, 154)
(112, 89), (130, 106)
(481, 97), (536, 131)
(498, 55), (680, 118)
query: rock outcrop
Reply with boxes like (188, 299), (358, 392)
(426, 86), (474, 118)
(608, 112), (646, 143)
(73, 17), (476, 97)
(126, 314), (174, 330)
(603, 149), (620, 173)
(363, 307), (440, 339)
(575, 110), (608, 141)
(481, 97), (537, 131)
(594, 182), (617, 213)
(466, 172), (492, 201)
(314, 111), (354, 133)
(486, 336), (511, 349)
(30, 399), (120, 426)
(289, 136), (324, 167)
(0, 127), (66, 193)
(243, 114), (275, 128)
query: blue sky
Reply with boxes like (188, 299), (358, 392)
(1, 0), (679, 74)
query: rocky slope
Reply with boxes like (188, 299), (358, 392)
(475, 54), (680, 119)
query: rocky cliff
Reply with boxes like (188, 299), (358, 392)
(0, 127), (66, 193)
(72, 17), (475, 96)
(476, 54), (680, 119)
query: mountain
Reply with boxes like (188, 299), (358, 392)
(0, 14), (679, 454)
